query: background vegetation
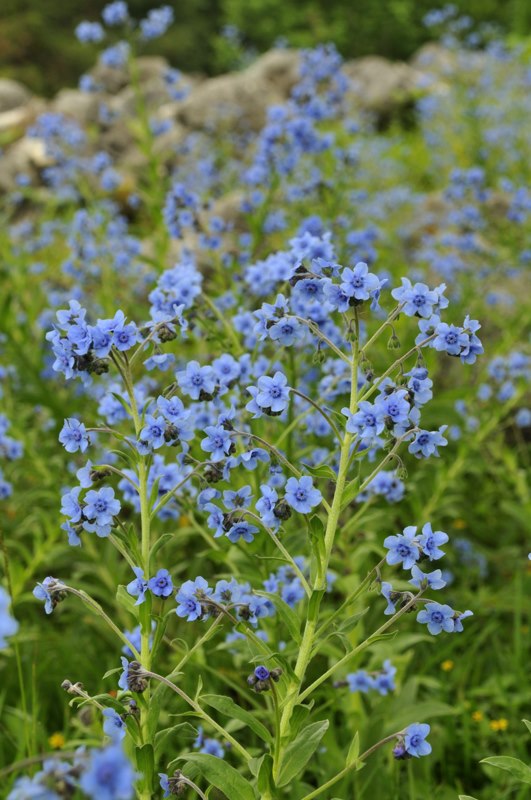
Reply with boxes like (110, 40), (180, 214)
(1, 0), (531, 94)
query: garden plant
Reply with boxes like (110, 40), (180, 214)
(0, 3), (530, 799)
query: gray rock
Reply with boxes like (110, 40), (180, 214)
(136, 56), (170, 83)
(244, 49), (300, 96)
(89, 63), (129, 94)
(177, 70), (282, 132)
(410, 43), (458, 75)
(0, 78), (32, 112)
(109, 77), (173, 118)
(344, 56), (423, 125)
(0, 137), (52, 192)
(0, 98), (46, 135)
(51, 89), (101, 125)
(98, 123), (135, 159)
(208, 190), (248, 231)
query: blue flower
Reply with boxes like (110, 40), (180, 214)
(418, 522), (448, 560)
(226, 521), (258, 544)
(102, 2), (129, 26)
(254, 372), (290, 414)
(373, 660), (397, 695)
(61, 486), (83, 523)
(416, 602), (455, 634)
(343, 401), (385, 443)
(33, 577), (62, 615)
(269, 317), (303, 346)
(84, 487), (120, 527)
(374, 390), (410, 427)
(193, 727), (225, 758)
(159, 773), (171, 798)
(405, 367), (433, 406)
(102, 708), (127, 741)
(340, 262), (380, 302)
(79, 743), (137, 799)
(118, 657), (131, 691)
(175, 577), (212, 621)
(126, 567), (148, 606)
(392, 278), (439, 318)
(254, 665), (270, 681)
(223, 486), (253, 510)
(201, 426), (232, 462)
(380, 581), (398, 615)
(139, 415), (166, 450)
(148, 569), (173, 598)
(176, 361), (217, 400)
(383, 526), (419, 570)
(239, 448), (270, 470)
(256, 484), (280, 528)
(404, 723), (431, 757)
(409, 565), (446, 590)
(284, 476), (322, 514)
(59, 418), (90, 453)
(453, 609), (474, 632)
(281, 579), (306, 606)
(433, 323), (469, 356)
(0, 587), (18, 648)
(75, 21), (105, 43)
(408, 427), (448, 459)
(347, 670), (375, 693)
(140, 6), (174, 40)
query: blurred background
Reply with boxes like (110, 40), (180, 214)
(1, 0), (531, 95)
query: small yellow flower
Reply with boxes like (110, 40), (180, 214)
(453, 519), (467, 529)
(48, 732), (65, 749)
(489, 718), (509, 732)
(441, 659), (454, 672)
(472, 711), (483, 722)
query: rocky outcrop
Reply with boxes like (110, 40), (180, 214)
(0, 45), (448, 194)
(344, 56), (424, 127)
(0, 78), (32, 112)
(177, 49), (300, 132)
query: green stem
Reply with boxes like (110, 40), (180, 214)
(145, 670), (251, 761)
(273, 314), (360, 783)
(298, 592), (422, 703)
(290, 387), (343, 443)
(300, 732), (402, 800)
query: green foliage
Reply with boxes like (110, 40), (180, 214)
(1, 0), (531, 94)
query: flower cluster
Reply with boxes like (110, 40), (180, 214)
(47, 301), (139, 382)
(381, 523), (473, 635)
(175, 576), (274, 625)
(337, 659), (397, 696)
(61, 481), (121, 544)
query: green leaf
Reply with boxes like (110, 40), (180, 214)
(155, 722), (197, 755)
(135, 744), (155, 793)
(335, 608), (369, 634)
(459, 796), (480, 800)
(384, 701), (459, 733)
(301, 463), (337, 481)
(102, 666), (121, 680)
(264, 593), (301, 644)
(202, 694), (272, 744)
(522, 719), (531, 735)
(257, 754), (274, 795)
(116, 584), (139, 618)
(341, 477), (360, 510)
(277, 719), (329, 787)
(149, 532), (174, 568)
(480, 756), (531, 784)
(181, 753), (256, 800)
(346, 731), (359, 766)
